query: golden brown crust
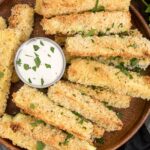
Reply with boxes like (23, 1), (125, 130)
(0, 17), (7, 29)
(41, 11), (131, 35)
(35, 0), (131, 17)
(13, 85), (94, 140)
(65, 35), (150, 59)
(68, 59), (150, 100)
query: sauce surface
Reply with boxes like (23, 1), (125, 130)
(15, 37), (65, 88)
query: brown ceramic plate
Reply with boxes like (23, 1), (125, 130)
(0, 0), (150, 150)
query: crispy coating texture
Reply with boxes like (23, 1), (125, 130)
(9, 4), (34, 42)
(41, 11), (131, 35)
(48, 81), (123, 131)
(13, 85), (93, 140)
(0, 17), (7, 29)
(35, 0), (131, 18)
(68, 59), (150, 100)
(0, 29), (21, 116)
(59, 81), (131, 108)
(0, 114), (48, 150)
(66, 35), (150, 59)
(10, 113), (95, 150)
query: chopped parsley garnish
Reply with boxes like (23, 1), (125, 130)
(16, 58), (22, 66)
(130, 58), (139, 67)
(59, 132), (74, 146)
(50, 47), (55, 53)
(116, 62), (133, 79)
(102, 102), (113, 110)
(34, 54), (41, 68)
(36, 141), (45, 150)
(116, 112), (123, 119)
(30, 103), (36, 109)
(118, 23), (123, 28)
(33, 45), (40, 51)
(95, 137), (104, 144)
(28, 78), (32, 83)
(32, 66), (37, 71)
(85, 29), (97, 36)
(41, 78), (44, 86)
(91, 0), (105, 12)
(30, 120), (45, 127)
(24, 64), (30, 70)
(72, 111), (87, 124)
(45, 64), (51, 68)
(128, 43), (138, 49)
(0, 72), (4, 79)
(48, 54), (51, 57)
(40, 41), (44, 46)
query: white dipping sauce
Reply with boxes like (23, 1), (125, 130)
(15, 37), (66, 88)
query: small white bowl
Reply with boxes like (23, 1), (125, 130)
(14, 37), (66, 88)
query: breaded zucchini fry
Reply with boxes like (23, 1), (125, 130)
(58, 81), (131, 108)
(68, 59), (150, 100)
(11, 69), (20, 83)
(35, 0), (131, 18)
(0, 29), (21, 116)
(65, 35), (150, 59)
(13, 85), (93, 140)
(48, 81), (123, 131)
(0, 114), (53, 150)
(9, 4), (34, 42)
(41, 11), (131, 35)
(10, 113), (95, 150)
(0, 17), (7, 29)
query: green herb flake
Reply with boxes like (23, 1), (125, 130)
(16, 58), (22, 66)
(86, 29), (96, 36)
(33, 45), (40, 51)
(48, 54), (51, 57)
(41, 78), (44, 86)
(116, 112), (123, 119)
(28, 78), (32, 83)
(118, 23), (123, 28)
(45, 64), (51, 69)
(36, 141), (45, 150)
(72, 111), (87, 124)
(95, 137), (104, 144)
(40, 41), (44, 46)
(34, 55), (41, 68)
(130, 58), (139, 67)
(59, 132), (74, 145)
(91, 0), (105, 12)
(0, 72), (4, 79)
(50, 47), (55, 53)
(24, 64), (30, 70)
(128, 43), (138, 49)
(102, 101), (113, 110)
(32, 66), (37, 71)
(30, 103), (36, 109)
(116, 62), (133, 79)
(30, 120), (45, 127)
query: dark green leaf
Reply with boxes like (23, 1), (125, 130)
(95, 137), (104, 144)
(36, 141), (45, 150)
(34, 56), (41, 68)
(91, 0), (105, 12)
(40, 41), (44, 46)
(59, 132), (74, 145)
(16, 58), (22, 66)
(50, 47), (55, 53)
(0, 72), (4, 79)
(41, 78), (44, 86)
(33, 45), (40, 51)
(28, 78), (32, 83)
(86, 29), (97, 36)
(130, 58), (139, 67)
(32, 66), (37, 71)
(30, 103), (36, 109)
(30, 120), (45, 127)
(145, 5), (150, 13)
(116, 112), (123, 119)
(45, 64), (51, 68)
(24, 64), (30, 70)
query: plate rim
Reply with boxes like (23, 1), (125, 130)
(0, 3), (150, 150)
